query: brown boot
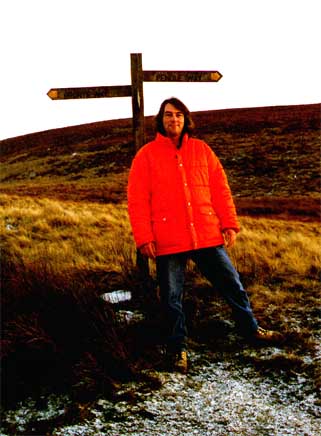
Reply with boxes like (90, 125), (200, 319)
(167, 350), (188, 374)
(173, 350), (188, 374)
(252, 327), (284, 344)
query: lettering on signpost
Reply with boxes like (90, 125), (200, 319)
(47, 86), (132, 100)
(143, 71), (222, 82)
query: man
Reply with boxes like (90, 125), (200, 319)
(127, 97), (280, 374)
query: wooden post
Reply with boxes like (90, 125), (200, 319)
(130, 53), (149, 275)
(130, 53), (145, 151)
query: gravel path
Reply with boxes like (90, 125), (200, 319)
(1, 344), (320, 436)
(50, 350), (320, 436)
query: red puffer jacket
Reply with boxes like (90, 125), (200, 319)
(127, 133), (240, 256)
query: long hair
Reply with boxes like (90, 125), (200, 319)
(155, 97), (195, 136)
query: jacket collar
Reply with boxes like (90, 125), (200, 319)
(155, 132), (189, 149)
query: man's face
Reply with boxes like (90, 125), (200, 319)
(162, 103), (185, 139)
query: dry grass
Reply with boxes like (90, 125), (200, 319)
(0, 194), (138, 408)
(3, 194), (318, 288)
(1, 191), (319, 282)
(230, 216), (320, 282)
(1, 194), (135, 279)
(1, 194), (320, 429)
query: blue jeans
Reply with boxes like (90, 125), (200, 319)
(156, 246), (258, 351)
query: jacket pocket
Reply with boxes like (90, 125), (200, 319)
(196, 205), (219, 226)
(194, 206), (222, 243)
(151, 216), (186, 249)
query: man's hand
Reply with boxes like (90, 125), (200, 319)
(139, 242), (156, 260)
(223, 229), (237, 248)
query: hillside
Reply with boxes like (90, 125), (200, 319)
(0, 103), (320, 219)
(1, 103), (320, 434)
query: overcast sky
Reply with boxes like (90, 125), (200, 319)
(1, 0), (320, 140)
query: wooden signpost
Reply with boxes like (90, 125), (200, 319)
(47, 53), (222, 151)
(47, 53), (222, 276)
